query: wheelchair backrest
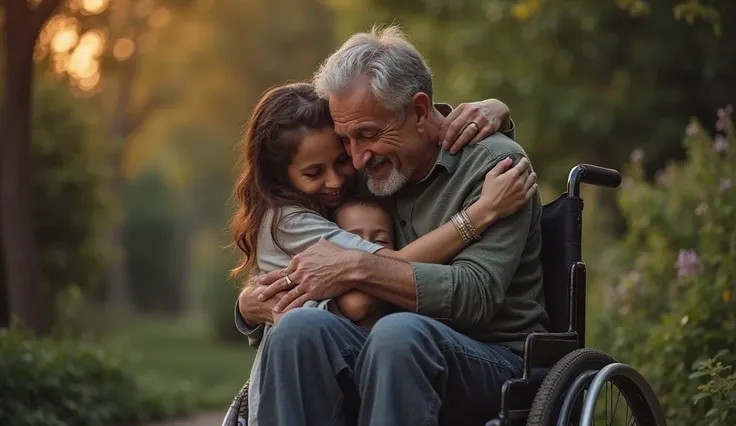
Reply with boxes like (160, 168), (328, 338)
(539, 193), (584, 333)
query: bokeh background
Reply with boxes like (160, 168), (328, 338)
(1, 0), (735, 425)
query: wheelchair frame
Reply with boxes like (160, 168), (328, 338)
(487, 164), (666, 426)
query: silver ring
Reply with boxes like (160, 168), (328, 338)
(467, 122), (480, 133)
(285, 274), (295, 288)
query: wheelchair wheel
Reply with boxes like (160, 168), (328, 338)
(526, 349), (666, 426)
(221, 380), (249, 426)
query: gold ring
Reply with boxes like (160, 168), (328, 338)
(285, 274), (295, 288)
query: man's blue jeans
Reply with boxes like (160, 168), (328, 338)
(256, 308), (522, 426)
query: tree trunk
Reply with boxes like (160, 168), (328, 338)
(0, 227), (8, 329)
(104, 55), (137, 310)
(1, 9), (47, 334)
(105, 189), (132, 310)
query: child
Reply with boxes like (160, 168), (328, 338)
(331, 196), (396, 328)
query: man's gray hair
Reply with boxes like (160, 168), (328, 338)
(312, 25), (433, 118)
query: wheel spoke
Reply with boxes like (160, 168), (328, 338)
(611, 383), (621, 423)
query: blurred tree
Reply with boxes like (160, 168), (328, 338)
(29, 80), (110, 330)
(0, 78), (108, 334)
(123, 168), (184, 314)
(34, 0), (191, 309)
(1, 0), (64, 333)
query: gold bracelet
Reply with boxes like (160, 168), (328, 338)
(458, 212), (473, 244)
(451, 212), (473, 245)
(460, 210), (482, 241)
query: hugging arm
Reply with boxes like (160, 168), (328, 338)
(374, 156), (534, 264)
(350, 153), (537, 323)
(437, 99), (515, 153)
(262, 154), (538, 319)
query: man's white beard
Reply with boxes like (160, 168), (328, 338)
(367, 167), (409, 196)
(366, 156), (409, 196)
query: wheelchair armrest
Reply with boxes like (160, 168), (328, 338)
(494, 332), (579, 423)
(521, 331), (579, 378)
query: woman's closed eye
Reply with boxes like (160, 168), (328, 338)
(301, 166), (322, 178)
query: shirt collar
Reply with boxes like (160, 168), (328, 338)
(418, 146), (461, 182)
(417, 102), (461, 182)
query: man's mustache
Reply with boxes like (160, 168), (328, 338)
(367, 155), (389, 169)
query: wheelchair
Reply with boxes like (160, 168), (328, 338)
(222, 164), (668, 426)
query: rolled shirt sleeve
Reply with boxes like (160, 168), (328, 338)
(408, 150), (540, 329)
(412, 186), (533, 326)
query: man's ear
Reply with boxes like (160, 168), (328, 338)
(411, 92), (432, 129)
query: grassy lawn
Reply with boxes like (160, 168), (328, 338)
(80, 308), (256, 411)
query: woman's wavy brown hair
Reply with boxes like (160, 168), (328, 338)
(229, 82), (336, 279)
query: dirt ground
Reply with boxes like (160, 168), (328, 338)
(148, 411), (225, 426)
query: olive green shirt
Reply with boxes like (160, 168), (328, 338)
(391, 132), (548, 352)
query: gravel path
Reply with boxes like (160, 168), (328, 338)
(148, 411), (224, 426)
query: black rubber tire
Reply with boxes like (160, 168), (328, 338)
(526, 348), (660, 426)
(526, 348), (615, 426)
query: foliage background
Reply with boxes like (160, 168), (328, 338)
(0, 0), (734, 424)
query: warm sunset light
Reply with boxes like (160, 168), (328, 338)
(82, 0), (109, 14)
(149, 7), (171, 29)
(113, 38), (136, 60)
(50, 27), (79, 53)
(135, 0), (155, 17)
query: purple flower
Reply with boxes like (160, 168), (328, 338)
(686, 122), (699, 136)
(720, 178), (732, 192)
(714, 135), (729, 153)
(675, 249), (700, 278)
(630, 148), (644, 165)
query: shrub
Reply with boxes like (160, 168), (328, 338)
(592, 106), (736, 425)
(124, 168), (186, 314)
(202, 248), (245, 343)
(0, 327), (196, 426)
(691, 351), (736, 425)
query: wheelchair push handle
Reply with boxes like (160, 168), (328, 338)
(567, 164), (622, 197)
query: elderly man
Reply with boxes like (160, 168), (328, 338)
(238, 26), (547, 426)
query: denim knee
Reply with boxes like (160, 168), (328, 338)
(363, 312), (437, 359)
(267, 307), (338, 350)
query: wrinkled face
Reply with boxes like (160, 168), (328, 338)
(286, 127), (356, 208)
(329, 77), (433, 196)
(334, 204), (395, 249)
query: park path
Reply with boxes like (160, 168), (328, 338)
(148, 411), (224, 426)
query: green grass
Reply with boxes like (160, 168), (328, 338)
(79, 308), (256, 410)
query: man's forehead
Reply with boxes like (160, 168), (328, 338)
(329, 84), (393, 133)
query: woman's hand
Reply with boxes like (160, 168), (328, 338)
(478, 157), (537, 222)
(461, 157), (536, 237)
(238, 281), (288, 325)
(439, 99), (511, 154)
